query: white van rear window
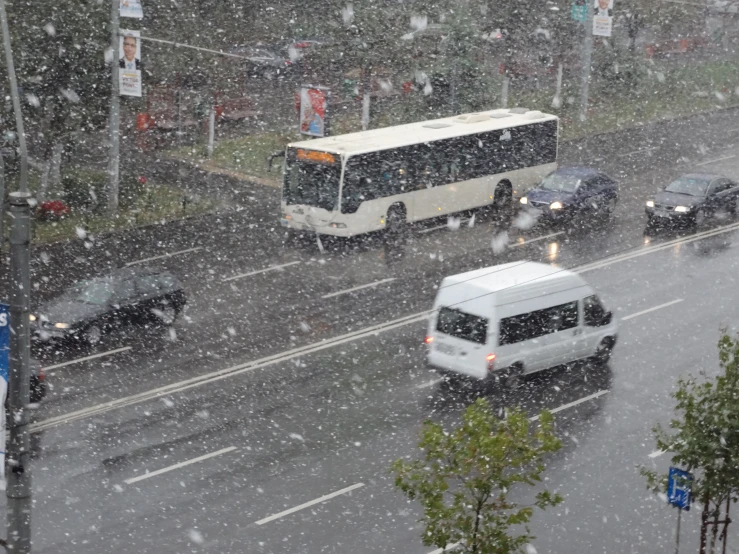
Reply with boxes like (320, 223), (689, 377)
(436, 307), (488, 345)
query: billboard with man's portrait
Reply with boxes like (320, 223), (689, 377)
(593, 0), (614, 37)
(299, 86), (330, 138)
(119, 30), (142, 97)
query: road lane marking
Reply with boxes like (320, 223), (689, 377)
(618, 146), (659, 158)
(428, 543), (460, 554)
(322, 278), (396, 299)
(44, 346), (133, 371)
(124, 446), (238, 485)
(416, 378), (443, 389)
(255, 483), (365, 525)
(528, 390), (610, 422)
(509, 231), (564, 248)
(622, 299), (684, 321)
(125, 246), (202, 267)
(648, 450), (665, 458)
(223, 261), (301, 282)
(32, 220), (739, 432)
(696, 154), (737, 166)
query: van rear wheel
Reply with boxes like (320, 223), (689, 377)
(593, 337), (615, 365)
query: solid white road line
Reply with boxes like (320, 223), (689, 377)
(509, 231), (564, 248)
(33, 220), (739, 432)
(428, 543), (461, 554)
(696, 154), (737, 166)
(255, 483), (365, 526)
(621, 299), (684, 321)
(124, 446), (238, 485)
(416, 378), (443, 390)
(125, 246), (202, 267)
(528, 390), (610, 422)
(44, 346), (133, 371)
(322, 278), (396, 299)
(222, 261), (301, 282)
(648, 450), (666, 459)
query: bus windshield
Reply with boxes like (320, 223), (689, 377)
(284, 161), (340, 211)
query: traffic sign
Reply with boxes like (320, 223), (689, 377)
(667, 467), (693, 511)
(0, 303), (8, 383)
(571, 3), (587, 21)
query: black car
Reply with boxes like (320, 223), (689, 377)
(645, 173), (739, 228)
(31, 268), (186, 347)
(519, 167), (618, 224)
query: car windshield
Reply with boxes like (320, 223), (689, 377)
(539, 172), (582, 193)
(664, 176), (710, 196)
(65, 279), (115, 305)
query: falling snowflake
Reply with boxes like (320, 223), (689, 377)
(188, 529), (204, 544)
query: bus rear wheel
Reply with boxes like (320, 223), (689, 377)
(386, 205), (407, 237)
(493, 182), (512, 209)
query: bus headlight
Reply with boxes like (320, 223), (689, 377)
(646, 200), (655, 208)
(549, 201), (564, 210)
(519, 197), (528, 205)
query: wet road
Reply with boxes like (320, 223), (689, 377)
(12, 109), (739, 552)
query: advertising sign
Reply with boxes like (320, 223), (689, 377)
(120, 0), (144, 19)
(119, 30), (142, 97)
(572, 0), (587, 21)
(593, 0), (614, 37)
(299, 86), (330, 138)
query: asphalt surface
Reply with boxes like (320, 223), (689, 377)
(7, 108), (739, 552)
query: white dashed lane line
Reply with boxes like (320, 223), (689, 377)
(125, 246), (202, 267)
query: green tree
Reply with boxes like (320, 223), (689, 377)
(641, 332), (739, 554)
(392, 398), (563, 554)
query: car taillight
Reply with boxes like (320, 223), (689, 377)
(38, 367), (45, 381)
(425, 336), (434, 344)
(486, 353), (496, 371)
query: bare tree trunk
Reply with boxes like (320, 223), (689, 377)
(700, 494), (710, 554)
(721, 496), (730, 554)
(710, 502), (721, 554)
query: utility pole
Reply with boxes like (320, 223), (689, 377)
(0, 0), (33, 550)
(578, 1), (594, 122)
(107, 0), (120, 214)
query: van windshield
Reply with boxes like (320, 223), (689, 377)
(436, 307), (488, 345)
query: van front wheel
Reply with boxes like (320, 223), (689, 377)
(593, 337), (615, 365)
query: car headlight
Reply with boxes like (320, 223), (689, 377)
(549, 201), (564, 210)
(54, 322), (70, 329)
(519, 197), (528, 205)
(646, 200), (655, 208)
(674, 206), (690, 213)
(29, 314), (36, 322)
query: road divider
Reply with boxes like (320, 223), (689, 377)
(255, 483), (365, 526)
(125, 246), (202, 267)
(223, 261), (301, 282)
(44, 346), (133, 371)
(124, 446), (238, 485)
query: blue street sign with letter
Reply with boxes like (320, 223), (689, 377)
(667, 467), (693, 511)
(0, 303), (9, 383)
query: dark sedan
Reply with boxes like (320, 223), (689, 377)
(519, 167), (618, 224)
(31, 268), (186, 347)
(645, 173), (739, 228)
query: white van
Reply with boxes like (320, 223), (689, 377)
(426, 261), (618, 381)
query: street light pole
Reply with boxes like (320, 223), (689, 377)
(579, 2), (595, 122)
(0, 0), (33, 551)
(108, 0), (120, 214)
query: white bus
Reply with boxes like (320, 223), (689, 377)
(280, 108), (559, 237)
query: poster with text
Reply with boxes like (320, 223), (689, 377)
(593, 0), (614, 37)
(120, 0), (143, 19)
(299, 86), (330, 137)
(119, 30), (142, 97)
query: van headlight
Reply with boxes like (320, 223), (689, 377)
(519, 197), (528, 205)
(549, 201), (564, 210)
(674, 206), (690, 213)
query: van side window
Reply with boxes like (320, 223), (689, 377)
(436, 307), (488, 345)
(499, 301), (579, 346)
(584, 295), (607, 327)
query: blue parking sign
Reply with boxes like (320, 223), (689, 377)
(0, 303), (8, 383)
(668, 467), (693, 511)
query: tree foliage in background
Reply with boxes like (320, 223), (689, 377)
(641, 332), (739, 554)
(392, 399), (562, 554)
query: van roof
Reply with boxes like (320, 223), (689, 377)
(439, 261), (588, 306)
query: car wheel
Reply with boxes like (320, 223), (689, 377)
(84, 325), (102, 346)
(694, 209), (707, 228)
(386, 205), (406, 237)
(593, 337), (615, 365)
(156, 305), (178, 326)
